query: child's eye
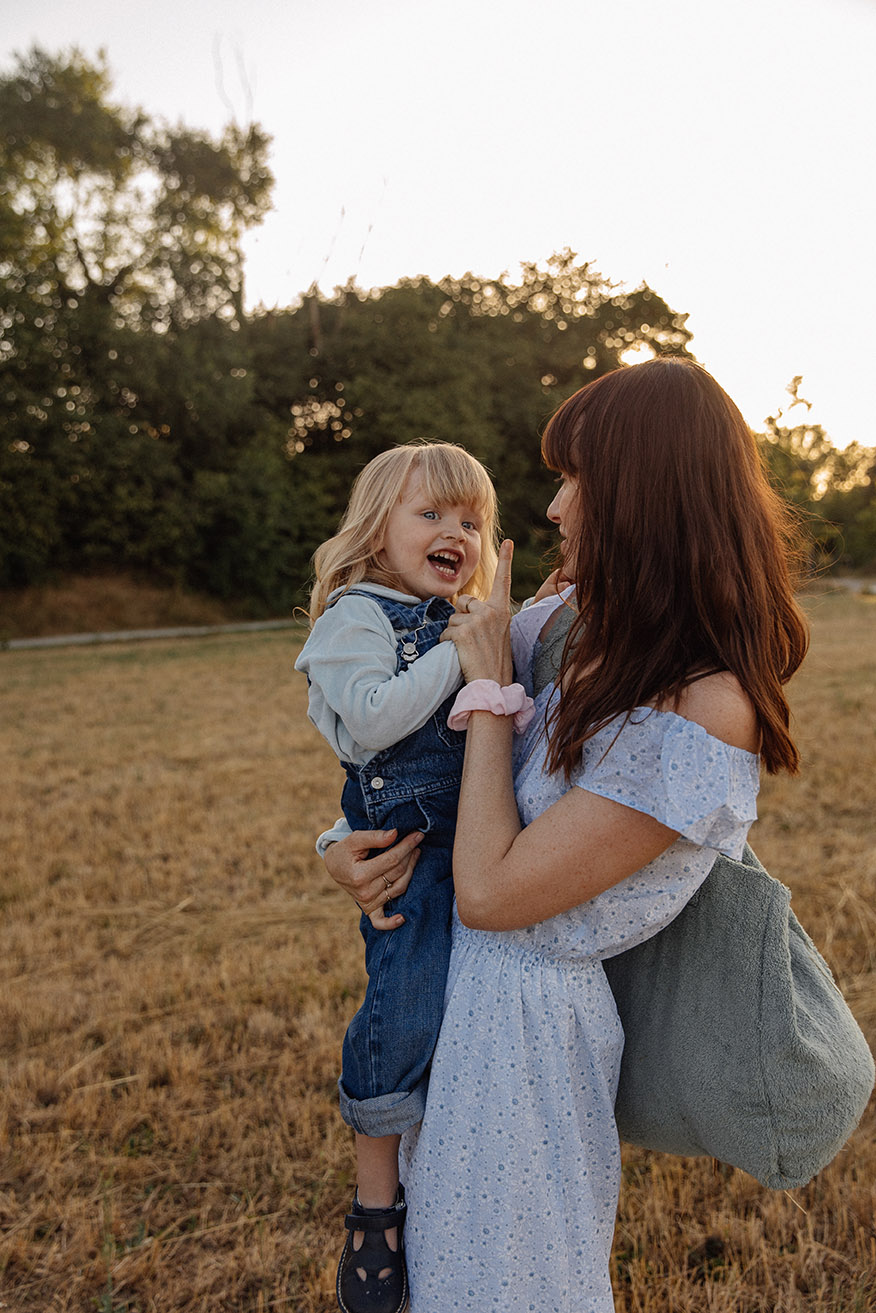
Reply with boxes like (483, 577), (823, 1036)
(422, 510), (438, 520)
(462, 520), (478, 532)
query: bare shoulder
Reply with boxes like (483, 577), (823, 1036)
(669, 672), (760, 754)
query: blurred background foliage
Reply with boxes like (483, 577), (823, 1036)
(2, 48), (874, 613)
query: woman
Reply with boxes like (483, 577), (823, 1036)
(323, 358), (809, 1311)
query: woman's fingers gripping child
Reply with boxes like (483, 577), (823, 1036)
(441, 539), (514, 685)
(324, 827), (423, 929)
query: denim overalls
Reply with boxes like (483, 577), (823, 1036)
(337, 591), (465, 1138)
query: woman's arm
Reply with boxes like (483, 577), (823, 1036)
(448, 546), (758, 931)
(453, 730), (679, 930)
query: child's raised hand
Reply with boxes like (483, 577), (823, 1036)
(441, 539), (514, 684)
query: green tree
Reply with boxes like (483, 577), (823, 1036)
(0, 46), (273, 585)
(0, 45), (272, 329)
(760, 418), (876, 570)
(2, 52), (709, 607)
(188, 418), (335, 610)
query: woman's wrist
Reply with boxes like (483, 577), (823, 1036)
(448, 679), (535, 732)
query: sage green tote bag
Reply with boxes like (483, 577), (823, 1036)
(602, 844), (874, 1189)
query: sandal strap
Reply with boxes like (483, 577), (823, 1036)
(344, 1201), (406, 1233)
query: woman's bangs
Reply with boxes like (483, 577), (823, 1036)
(541, 402), (583, 476)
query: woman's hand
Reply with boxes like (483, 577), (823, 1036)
(441, 539), (514, 684)
(323, 827), (423, 930)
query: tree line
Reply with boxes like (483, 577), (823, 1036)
(2, 48), (874, 613)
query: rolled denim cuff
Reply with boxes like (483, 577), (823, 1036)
(338, 1077), (427, 1136)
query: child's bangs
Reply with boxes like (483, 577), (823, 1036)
(414, 448), (495, 523)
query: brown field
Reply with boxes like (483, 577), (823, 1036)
(0, 574), (256, 642)
(1, 588), (874, 1312)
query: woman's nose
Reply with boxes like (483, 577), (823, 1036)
(546, 492), (561, 523)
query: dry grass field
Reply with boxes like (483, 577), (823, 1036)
(0, 575), (256, 642)
(1, 588), (874, 1312)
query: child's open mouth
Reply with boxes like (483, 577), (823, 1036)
(428, 551), (462, 579)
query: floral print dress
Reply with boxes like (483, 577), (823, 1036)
(399, 594), (759, 1311)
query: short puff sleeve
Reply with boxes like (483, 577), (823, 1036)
(572, 709), (759, 859)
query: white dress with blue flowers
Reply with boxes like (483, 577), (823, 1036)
(399, 594), (760, 1312)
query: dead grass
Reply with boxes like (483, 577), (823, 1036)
(0, 573), (259, 641)
(0, 592), (874, 1311)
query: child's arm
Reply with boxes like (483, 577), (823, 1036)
(316, 815), (353, 858)
(296, 593), (462, 755)
(529, 568), (568, 604)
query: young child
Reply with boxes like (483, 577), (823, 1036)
(295, 442), (504, 1313)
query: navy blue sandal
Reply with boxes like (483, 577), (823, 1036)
(336, 1186), (408, 1313)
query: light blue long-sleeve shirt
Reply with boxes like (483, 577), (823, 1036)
(294, 583), (463, 768)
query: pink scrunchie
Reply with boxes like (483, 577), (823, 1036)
(447, 679), (536, 733)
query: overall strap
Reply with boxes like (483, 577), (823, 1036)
(340, 589), (454, 631)
(334, 588), (455, 672)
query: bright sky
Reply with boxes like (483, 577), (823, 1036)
(4, 0), (875, 448)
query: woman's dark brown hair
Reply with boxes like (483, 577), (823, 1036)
(541, 357), (809, 777)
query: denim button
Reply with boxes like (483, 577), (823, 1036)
(370, 776), (385, 790)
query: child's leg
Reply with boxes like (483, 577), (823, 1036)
(355, 1131), (401, 1209)
(335, 795), (454, 1310)
(340, 851), (454, 1137)
(349, 1132), (403, 1280)
(338, 1131), (407, 1310)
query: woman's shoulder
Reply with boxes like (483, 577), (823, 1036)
(662, 672), (760, 755)
(564, 679), (760, 859)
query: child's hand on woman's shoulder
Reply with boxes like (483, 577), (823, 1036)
(531, 566), (574, 604)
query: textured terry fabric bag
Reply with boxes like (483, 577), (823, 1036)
(602, 843), (874, 1189)
(532, 603), (875, 1191)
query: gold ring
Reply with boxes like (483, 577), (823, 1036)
(383, 876), (393, 892)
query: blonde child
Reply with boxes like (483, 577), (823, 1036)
(296, 442), (518, 1313)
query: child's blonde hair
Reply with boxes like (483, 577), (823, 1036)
(308, 442), (500, 622)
